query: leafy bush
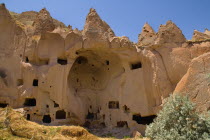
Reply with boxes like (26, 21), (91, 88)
(145, 95), (210, 140)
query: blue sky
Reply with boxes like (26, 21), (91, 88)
(1, 0), (210, 42)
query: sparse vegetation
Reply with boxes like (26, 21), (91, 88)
(145, 95), (210, 140)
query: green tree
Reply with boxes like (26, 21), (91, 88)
(145, 95), (210, 140)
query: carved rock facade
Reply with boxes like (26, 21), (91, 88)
(0, 4), (210, 133)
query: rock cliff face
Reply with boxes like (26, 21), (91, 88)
(0, 4), (210, 134)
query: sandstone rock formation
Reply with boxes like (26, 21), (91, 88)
(174, 52), (210, 112)
(138, 23), (156, 47)
(0, 4), (210, 135)
(192, 29), (210, 41)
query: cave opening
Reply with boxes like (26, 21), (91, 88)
(24, 98), (36, 107)
(76, 56), (88, 64)
(0, 69), (6, 78)
(33, 79), (38, 86)
(117, 121), (128, 127)
(108, 101), (119, 109)
(86, 111), (94, 120)
(56, 110), (66, 119)
(53, 101), (59, 107)
(25, 57), (29, 63)
(106, 60), (109, 65)
(17, 79), (23, 86)
(42, 115), (51, 123)
(57, 58), (67, 65)
(0, 103), (8, 108)
(130, 62), (142, 70)
(26, 114), (30, 120)
(132, 114), (156, 125)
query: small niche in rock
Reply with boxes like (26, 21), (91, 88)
(33, 79), (38, 86)
(42, 115), (51, 123)
(17, 79), (23, 86)
(25, 57), (29, 63)
(26, 114), (30, 120)
(130, 62), (142, 70)
(39, 59), (49, 65)
(46, 105), (49, 108)
(57, 58), (67, 65)
(0, 103), (8, 108)
(24, 98), (36, 106)
(86, 111), (94, 120)
(106, 60), (109, 65)
(53, 101), (59, 107)
(56, 110), (66, 119)
(117, 121), (128, 127)
(0, 69), (6, 78)
(132, 114), (156, 125)
(108, 101), (119, 109)
(123, 105), (130, 113)
(76, 56), (88, 64)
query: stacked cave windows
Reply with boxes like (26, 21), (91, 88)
(130, 62), (142, 70)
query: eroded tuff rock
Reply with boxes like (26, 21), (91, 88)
(155, 20), (186, 44)
(0, 4), (210, 135)
(33, 8), (55, 35)
(192, 29), (210, 41)
(83, 8), (115, 48)
(174, 52), (210, 112)
(138, 23), (156, 47)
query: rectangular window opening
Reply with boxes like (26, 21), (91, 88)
(130, 62), (142, 70)
(108, 101), (119, 109)
(24, 98), (36, 107)
(33, 79), (38, 86)
(57, 59), (67, 65)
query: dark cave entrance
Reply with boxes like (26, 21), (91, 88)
(117, 121), (128, 127)
(57, 58), (67, 65)
(130, 62), (142, 70)
(24, 98), (36, 107)
(56, 110), (66, 119)
(0, 103), (8, 108)
(132, 114), (156, 125)
(42, 115), (51, 123)
(26, 114), (30, 120)
(33, 79), (38, 86)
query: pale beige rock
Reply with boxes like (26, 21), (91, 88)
(192, 30), (210, 41)
(204, 29), (210, 36)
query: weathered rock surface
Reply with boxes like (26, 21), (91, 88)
(174, 52), (210, 112)
(32, 8), (55, 35)
(138, 23), (156, 47)
(192, 30), (210, 41)
(0, 4), (210, 135)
